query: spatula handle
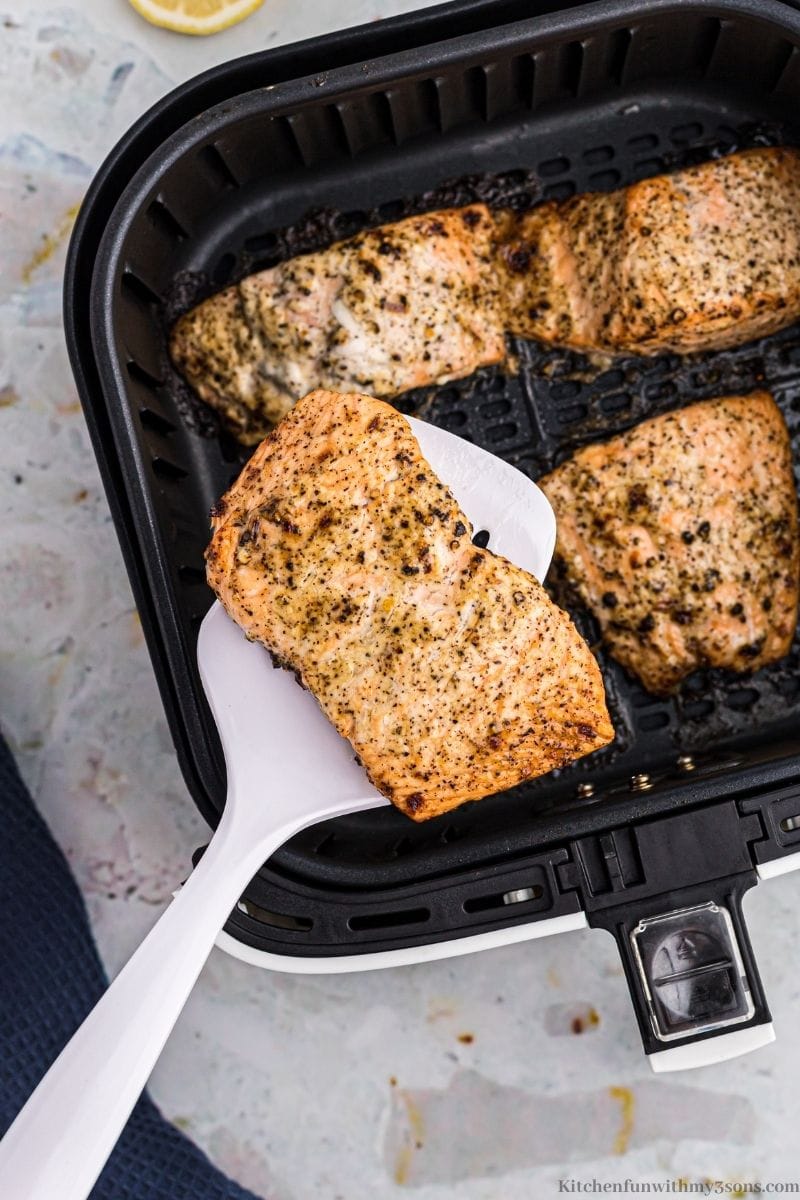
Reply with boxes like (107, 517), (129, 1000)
(0, 805), (279, 1200)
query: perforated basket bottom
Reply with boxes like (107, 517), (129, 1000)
(148, 95), (800, 882)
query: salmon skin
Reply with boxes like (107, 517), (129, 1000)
(206, 389), (613, 820)
(171, 206), (504, 444)
(539, 392), (800, 695)
(498, 147), (800, 356)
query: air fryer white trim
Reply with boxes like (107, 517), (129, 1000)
(756, 850), (800, 880)
(648, 1023), (775, 1072)
(214, 910), (588, 973)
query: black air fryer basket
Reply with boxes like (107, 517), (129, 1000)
(66, 0), (800, 1065)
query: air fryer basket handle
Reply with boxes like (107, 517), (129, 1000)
(568, 799), (777, 1069)
(590, 875), (774, 1070)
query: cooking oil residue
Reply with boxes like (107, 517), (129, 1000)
(571, 1006), (600, 1034)
(426, 997), (457, 1023)
(393, 1090), (426, 1185)
(609, 1085), (635, 1155)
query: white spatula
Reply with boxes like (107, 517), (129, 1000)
(0, 416), (556, 1200)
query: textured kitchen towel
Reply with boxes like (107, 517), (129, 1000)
(0, 732), (263, 1200)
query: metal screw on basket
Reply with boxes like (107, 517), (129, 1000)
(677, 754), (696, 772)
(631, 773), (653, 792)
(576, 781), (595, 799)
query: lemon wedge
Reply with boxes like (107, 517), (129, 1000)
(127, 0), (265, 36)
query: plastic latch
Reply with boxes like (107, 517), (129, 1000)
(574, 801), (773, 1063)
(629, 900), (754, 1043)
(589, 876), (772, 1062)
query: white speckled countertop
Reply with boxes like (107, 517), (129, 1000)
(2, 3), (800, 1196)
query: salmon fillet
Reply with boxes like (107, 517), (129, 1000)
(206, 390), (613, 820)
(171, 206), (505, 444)
(498, 147), (800, 356)
(539, 393), (800, 694)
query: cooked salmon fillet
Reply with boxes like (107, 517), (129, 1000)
(171, 206), (505, 443)
(498, 147), (800, 356)
(539, 393), (800, 694)
(206, 389), (613, 819)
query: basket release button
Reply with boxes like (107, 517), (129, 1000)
(630, 901), (754, 1042)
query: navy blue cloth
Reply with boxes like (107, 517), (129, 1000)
(0, 733), (263, 1199)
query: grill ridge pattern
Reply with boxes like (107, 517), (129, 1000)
(147, 114), (800, 876)
(92, 13), (800, 937)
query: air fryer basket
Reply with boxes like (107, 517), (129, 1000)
(69, 0), (800, 1059)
